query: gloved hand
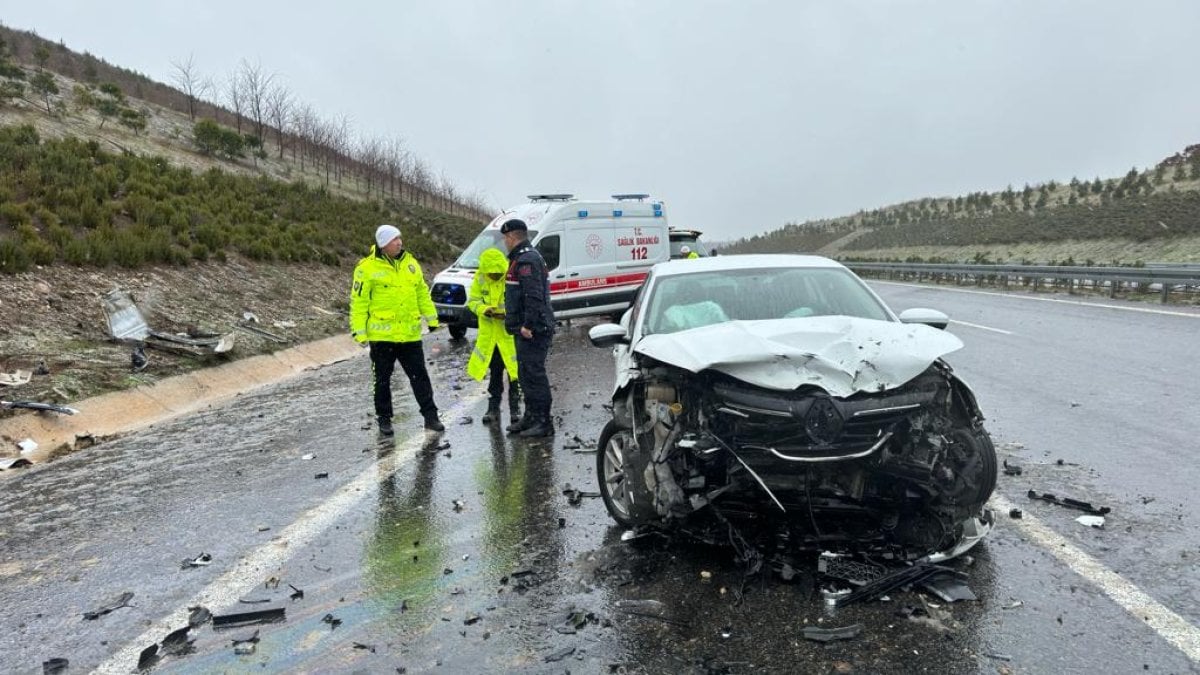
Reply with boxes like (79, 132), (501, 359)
(427, 324), (441, 333)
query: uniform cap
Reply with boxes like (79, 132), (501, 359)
(499, 219), (528, 234)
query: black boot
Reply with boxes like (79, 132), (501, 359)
(519, 416), (555, 438)
(481, 402), (502, 425)
(424, 414), (445, 432)
(506, 412), (533, 435)
(377, 417), (394, 436)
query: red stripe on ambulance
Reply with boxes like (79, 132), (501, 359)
(549, 272), (648, 295)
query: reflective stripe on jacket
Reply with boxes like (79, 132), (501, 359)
(466, 248), (518, 381)
(349, 247), (438, 343)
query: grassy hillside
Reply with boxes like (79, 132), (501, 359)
(728, 145), (1200, 263)
(0, 124), (482, 274)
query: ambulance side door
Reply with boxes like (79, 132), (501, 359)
(554, 217), (616, 292)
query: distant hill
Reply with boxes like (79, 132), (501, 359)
(0, 24), (492, 274)
(728, 145), (1200, 264)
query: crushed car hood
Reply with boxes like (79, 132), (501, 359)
(633, 316), (963, 397)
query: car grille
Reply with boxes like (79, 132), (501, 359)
(714, 378), (939, 461)
(431, 283), (467, 306)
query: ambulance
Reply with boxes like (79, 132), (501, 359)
(430, 194), (670, 339)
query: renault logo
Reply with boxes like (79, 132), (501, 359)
(804, 398), (844, 445)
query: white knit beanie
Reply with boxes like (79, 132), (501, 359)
(375, 224), (401, 248)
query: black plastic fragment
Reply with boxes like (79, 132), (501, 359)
(212, 608), (286, 629)
(802, 624), (863, 642)
(919, 573), (978, 602)
(833, 564), (950, 607)
(1003, 460), (1023, 476)
(42, 658), (69, 675)
(187, 606), (212, 628)
(321, 613), (342, 630)
(137, 644), (160, 671)
(1027, 489), (1111, 515)
(160, 626), (195, 657)
(1009, 508), (1023, 519)
(353, 642), (377, 653)
(83, 591), (134, 620)
(289, 584), (304, 601)
(314, 472), (329, 479)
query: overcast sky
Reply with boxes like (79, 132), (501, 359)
(4, 1), (1199, 240)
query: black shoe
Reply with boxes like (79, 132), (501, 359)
(506, 414), (532, 435)
(377, 417), (394, 436)
(519, 418), (555, 438)
(424, 415), (445, 432)
(481, 405), (501, 425)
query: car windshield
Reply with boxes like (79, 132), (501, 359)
(643, 266), (891, 336)
(454, 229), (537, 268)
(670, 237), (707, 257)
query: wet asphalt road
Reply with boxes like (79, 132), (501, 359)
(1, 284), (1198, 674)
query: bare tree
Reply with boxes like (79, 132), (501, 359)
(383, 137), (410, 201)
(170, 54), (209, 121)
(239, 60), (274, 142)
(265, 82), (292, 159)
(224, 72), (245, 133)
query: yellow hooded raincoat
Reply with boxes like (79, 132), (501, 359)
(466, 248), (518, 382)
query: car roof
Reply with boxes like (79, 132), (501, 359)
(669, 229), (704, 239)
(651, 253), (847, 277)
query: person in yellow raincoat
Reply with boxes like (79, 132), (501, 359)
(466, 247), (520, 425)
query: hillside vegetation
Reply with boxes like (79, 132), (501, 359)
(0, 124), (483, 274)
(730, 145), (1200, 263)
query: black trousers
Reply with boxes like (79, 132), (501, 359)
(515, 335), (552, 420)
(486, 346), (520, 408)
(370, 340), (437, 421)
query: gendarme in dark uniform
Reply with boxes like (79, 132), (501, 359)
(500, 219), (556, 437)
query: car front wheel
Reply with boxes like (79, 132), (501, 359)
(596, 420), (644, 527)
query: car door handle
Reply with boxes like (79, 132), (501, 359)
(569, 272), (580, 277)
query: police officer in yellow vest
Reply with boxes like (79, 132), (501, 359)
(466, 248), (520, 425)
(350, 224), (444, 436)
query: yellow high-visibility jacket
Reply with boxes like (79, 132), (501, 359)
(349, 247), (438, 343)
(466, 248), (518, 381)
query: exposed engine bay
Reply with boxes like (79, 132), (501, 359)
(597, 359), (997, 561)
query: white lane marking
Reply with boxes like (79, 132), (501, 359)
(872, 280), (1200, 319)
(948, 319), (1014, 335)
(991, 493), (1200, 664)
(95, 383), (488, 675)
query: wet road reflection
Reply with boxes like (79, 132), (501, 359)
(2, 324), (1197, 674)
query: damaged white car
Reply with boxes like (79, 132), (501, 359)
(588, 255), (996, 561)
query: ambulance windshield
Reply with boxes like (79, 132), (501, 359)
(454, 229), (537, 268)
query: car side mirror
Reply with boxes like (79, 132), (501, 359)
(898, 308), (950, 330)
(588, 323), (629, 347)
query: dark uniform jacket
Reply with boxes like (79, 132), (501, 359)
(504, 241), (555, 337)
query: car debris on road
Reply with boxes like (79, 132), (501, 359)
(212, 607), (286, 629)
(83, 591), (134, 620)
(103, 289), (237, 357)
(1027, 489), (1111, 516)
(2, 399), (79, 415)
(180, 552), (213, 569)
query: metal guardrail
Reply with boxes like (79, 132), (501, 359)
(844, 262), (1200, 303)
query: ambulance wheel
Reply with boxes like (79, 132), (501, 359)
(449, 325), (468, 341)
